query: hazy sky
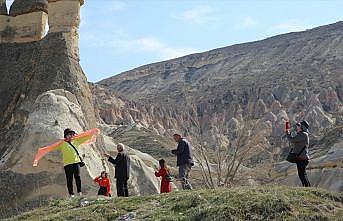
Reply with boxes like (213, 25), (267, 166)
(5, 0), (343, 82)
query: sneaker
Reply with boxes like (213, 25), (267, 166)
(70, 194), (75, 198)
(78, 192), (83, 196)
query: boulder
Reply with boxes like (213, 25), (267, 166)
(11, 89), (104, 184)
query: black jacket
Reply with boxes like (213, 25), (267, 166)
(287, 131), (309, 158)
(174, 138), (194, 166)
(108, 151), (130, 179)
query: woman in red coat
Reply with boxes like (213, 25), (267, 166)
(94, 171), (111, 197)
(155, 159), (172, 194)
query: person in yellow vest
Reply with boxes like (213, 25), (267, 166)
(33, 128), (100, 197)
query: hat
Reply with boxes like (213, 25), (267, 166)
(64, 128), (76, 138)
(300, 120), (309, 132)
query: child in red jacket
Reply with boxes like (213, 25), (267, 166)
(155, 159), (172, 194)
(94, 171), (111, 197)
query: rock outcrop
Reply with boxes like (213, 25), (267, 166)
(9, 0), (48, 16)
(0, 0), (48, 43)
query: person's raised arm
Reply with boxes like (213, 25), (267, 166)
(72, 128), (100, 147)
(94, 176), (101, 184)
(33, 140), (64, 167)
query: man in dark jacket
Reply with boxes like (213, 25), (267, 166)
(104, 143), (130, 197)
(171, 133), (194, 190)
(286, 120), (311, 187)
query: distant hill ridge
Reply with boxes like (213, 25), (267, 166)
(99, 21), (343, 105)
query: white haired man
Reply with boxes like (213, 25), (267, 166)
(104, 143), (130, 197)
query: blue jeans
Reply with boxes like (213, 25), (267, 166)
(179, 163), (192, 190)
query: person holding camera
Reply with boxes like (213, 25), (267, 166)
(286, 120), (311, 187)
(94, 171), (111, 197)
(104, 143), (130, 197)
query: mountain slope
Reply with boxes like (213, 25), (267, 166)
(99, 21), (343, 106)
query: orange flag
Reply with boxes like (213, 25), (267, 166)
(33, 128), (100, 167)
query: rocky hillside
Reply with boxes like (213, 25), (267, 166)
(5, 186), (343, 221)
(95, 22), (343, 191)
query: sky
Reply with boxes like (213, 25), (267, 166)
(5, 0), (343, 82)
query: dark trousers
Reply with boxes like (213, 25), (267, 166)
(64, 163), (81, 195)
(179, 163), (193, 190)
(296, 160), (311, 187)
(98, 186), (111, 197)
(116, 178), (129, 197)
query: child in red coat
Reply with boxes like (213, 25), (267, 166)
(94, 171), (111, 197)
(155, 159), (172, 194)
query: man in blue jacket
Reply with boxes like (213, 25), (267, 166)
(171, 133), (194, 190)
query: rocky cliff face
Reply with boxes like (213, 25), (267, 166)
(96, 22), (343, 191)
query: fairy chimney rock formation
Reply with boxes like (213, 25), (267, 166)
(47, 0), (84, 57)
(0, 0), (48, 43)
(0, 0), (83, 57)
